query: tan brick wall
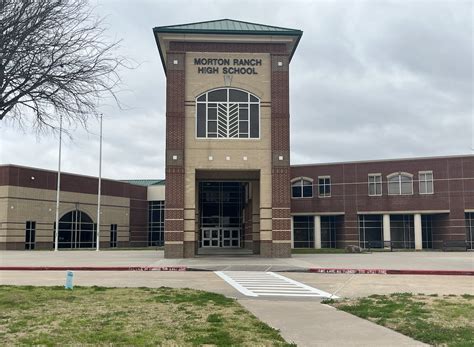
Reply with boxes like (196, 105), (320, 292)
(0, 185), (130, 249)
(183, 52), (273, 254)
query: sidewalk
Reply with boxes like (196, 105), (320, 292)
(240, 299), (426, 346)
(1, 250), (472, 271)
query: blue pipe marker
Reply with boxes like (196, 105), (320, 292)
(65, 270), (74, 289)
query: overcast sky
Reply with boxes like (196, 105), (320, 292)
(0, 0), (472, 179)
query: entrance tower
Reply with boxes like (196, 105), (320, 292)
(153, 19), (302, 258)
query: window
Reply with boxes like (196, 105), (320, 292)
(368, 174), (382, 196)
(466, 213), (474, 250)
(419, 171), (434, 194)
(387, 173), (413, 195)
(291, 178), (313, 198)
(25, 221), (36, 250)
(57, 210), (96, 248)
(110, 224), (117, 248)
(196, 88), (260, 139)
(358, 215), (383, 249)
(318, 176), (331, 197)
(421, 215), (433, 249)
(293, 216), (314, 248)
(321, 216), (338, 248)
(390, 215), (415, 249)
(148, 201), (165, 247)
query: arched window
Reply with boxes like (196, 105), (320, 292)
(57, 210), (96, 248)
(196, 88), (260, 139)
(291, 177), (313, 198)
(387, 172), (413, 195)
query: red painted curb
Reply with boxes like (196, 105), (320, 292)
(309, 268), (474, 276)
(0, 266), (187, 272)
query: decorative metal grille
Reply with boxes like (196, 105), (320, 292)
(196, 88), (260, 139)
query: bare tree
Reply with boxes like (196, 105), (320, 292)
(0, 0), (128, 130)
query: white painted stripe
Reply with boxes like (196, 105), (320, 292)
(269, 272), (336, 298)
(256, 293), (326, 297)
(215, 271), (337, 298)
(214, 271), (258, 297)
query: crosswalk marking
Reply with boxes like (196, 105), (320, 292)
(215, 271), (337, 298)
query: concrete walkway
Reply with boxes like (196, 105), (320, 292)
(1, 250), (473, 271)
(240, 299), (426, 346)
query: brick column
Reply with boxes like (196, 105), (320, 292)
(164, 52), (187, 258)
(269, 54), (291, 258)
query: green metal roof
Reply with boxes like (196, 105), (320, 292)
(153, 19), (302, 35)
(121, 179), (165, 187)
(153, 19), (303, 74)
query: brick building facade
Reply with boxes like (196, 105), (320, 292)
(1, 20), (472, 255)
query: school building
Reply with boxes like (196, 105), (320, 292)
(1, 20), (472, 257)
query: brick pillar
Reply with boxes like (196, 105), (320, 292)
(164, 52), (187, 258)
(269, 54), (291, 258)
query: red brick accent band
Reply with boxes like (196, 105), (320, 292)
(309, 268), (474, 276)
(169, 42), (287, 54)
(0, 266), (187, 271)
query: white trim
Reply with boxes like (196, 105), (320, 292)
(291, 176), (314, 183)
(291, 212), (345, 216)
(357, 210), (450, 215)
(317, 176), (331, 197)
(291, 177), (313, 199)
(418, 170), (434, 195)
(368, 173), (382, 197)
(382, 214), (391, 245)
(387, 171), (413, 179)
(314, 215), (321, 249)
(387, 172), (414, 195)
(414, 213), (423, 250)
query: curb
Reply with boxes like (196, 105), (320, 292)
(0, 266), (472, 275)
(309, 268), (474, 276)
(0, 266), (187, 272)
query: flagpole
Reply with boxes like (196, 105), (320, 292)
(96, 114), (103, 251)
(54, 115), (62, 251)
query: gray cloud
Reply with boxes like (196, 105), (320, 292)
(1, 0), (472, 179)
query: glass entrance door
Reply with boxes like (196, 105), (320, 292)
(202, 228), (220, 247)
(222, 228), (240, 247)
(199, 182), (244, 248)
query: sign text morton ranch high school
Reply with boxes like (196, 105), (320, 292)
(193, 57), (262, 75)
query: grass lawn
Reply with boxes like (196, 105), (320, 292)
(324, 293), (474, 347)
(0, 285), (293, 346)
